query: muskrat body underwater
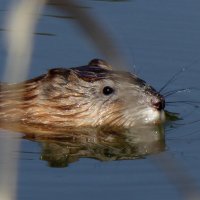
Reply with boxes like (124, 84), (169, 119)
(0, 59), (165, 134)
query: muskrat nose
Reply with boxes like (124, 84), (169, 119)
(151, 96), (165, 111)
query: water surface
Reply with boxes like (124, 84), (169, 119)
(0, 0), (200, 200)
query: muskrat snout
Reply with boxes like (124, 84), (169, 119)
(151, 95), (165, 111)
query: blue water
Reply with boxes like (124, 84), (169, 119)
(0, 0), (200, 200)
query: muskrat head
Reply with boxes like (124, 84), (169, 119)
(31, 59), (165, 128)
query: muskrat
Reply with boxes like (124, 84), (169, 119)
(0, 59), (165, 134)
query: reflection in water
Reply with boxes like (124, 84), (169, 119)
(43, 14), (75, 19)
(0, 28), (6, 32)
(0, 28), (56, 36)
(24, 125), (165, 168)
(34, 32), (56, 36)
(47, 2), (90, 10)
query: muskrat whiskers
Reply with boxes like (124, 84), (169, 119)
(163, 87), (199, 98)
(166, 100), (200, 107)
(159, 68), (187, 93)
(159, 59), (200, 93)
(168, 119), (200, 127)
(163, 87), (200, 109)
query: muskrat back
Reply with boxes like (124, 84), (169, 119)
(0, 59), (165, 133)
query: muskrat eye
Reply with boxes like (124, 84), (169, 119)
(103, 86), (114, 95)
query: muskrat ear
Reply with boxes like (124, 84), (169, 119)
(88, 59), (112, 70)
(46, 68), (71, 82)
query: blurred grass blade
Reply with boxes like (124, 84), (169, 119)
(48, 0), (127, 70)
(0, 0), (46, 200)
(152, 153), (200, 200)
(4, 0), (46, 82)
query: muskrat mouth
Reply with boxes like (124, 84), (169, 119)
(143, 109), (166, 125)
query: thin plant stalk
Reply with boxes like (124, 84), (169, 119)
(0, 1), (46, 200)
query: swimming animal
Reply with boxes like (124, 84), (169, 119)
(0, 59), (165, 134)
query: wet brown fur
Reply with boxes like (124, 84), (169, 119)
(0, 59), (164, 134)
